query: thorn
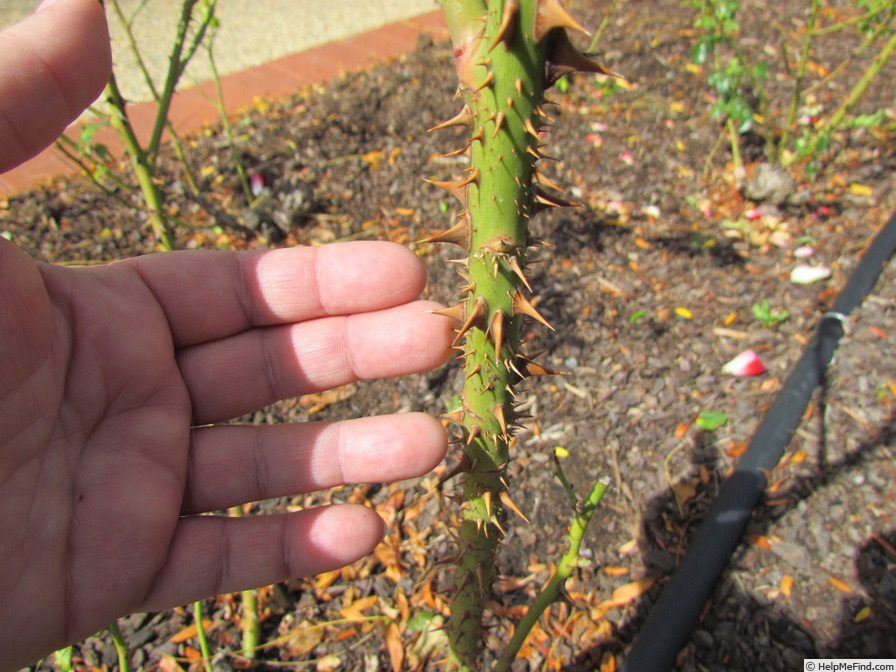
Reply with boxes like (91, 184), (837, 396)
(465, 363), (482, 380)
(534, 0), (589, 43)
(489, 0), (520, 52)
(458, 282), (476, 294)
(469, 127), (485, 145)
(517, 353), (563, 376)
(428, 104), (473, 132)
(491, 111), (506, 139)
(546, 28), (617, 85)
(442, 407), (466, 425)
(533, 168), (565, 193)
(499, 491), (530, 523)
(417, 213), (472, 250)
(456, 572), (473, 593)
(429, 303), (465, 321)
(439, 144), (471, 158)
(533, 187), (581, 212)
(453, 294), (488, 345)
(474, 71), (495, 92)
(426, 168), (479, 206)
(506, 97), (515, 110)
(490, 309), (507, 359)
(526, 145), (543, 160)
(438, 454), (472, 486)
(465, 424), (482, 446)
(511, 287), (554, 330)
(482, 490), (494, 518)
(507, 256), (531, 291)
(475, 564), (487, 594)
(493, 402), (509, 437)
(490, 515), (506, 536)
(506, 356), (525, 379)
(424, 177), (468, 207)
(515, 78), (524, 96)
(523, 118), (540, 138)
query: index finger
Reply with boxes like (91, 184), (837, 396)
(127, 241), (429, 347)
(0, 0), (111, 174)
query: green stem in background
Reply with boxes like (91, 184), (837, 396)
(208, 20), (254, 205)
(107, 0), (202, 193)
(104, 74), (176, 250)
(725, 117), (743, 173)
(587, 0), (623, 55)
(494, 463), (610, 672)
(229, 505), (262, 658)
(778, 0), (820, 160)
(193, 600), (215, 672)
(107, 620), (132, 672)
(429, 0), (612, 667)
(814, 26), (896, 142)
(53, 136), (133, 204)
(145, 0), (200, 162)
(805, 5), (895, 97)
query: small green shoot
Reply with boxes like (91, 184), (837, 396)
(695, 410), (728, 431)
(752, 300), (789, 328)
(629, 309), (647, 323)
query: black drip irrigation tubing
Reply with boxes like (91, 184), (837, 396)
(620, 208), (896, 672)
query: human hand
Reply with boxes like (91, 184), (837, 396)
(0, 2), (454, 669)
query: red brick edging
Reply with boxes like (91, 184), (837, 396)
(0, 10), (448, 197)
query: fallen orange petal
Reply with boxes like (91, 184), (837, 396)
(609, 577), (656, 606)
(828, 577), (855, 593)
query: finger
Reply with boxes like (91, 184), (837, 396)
(129, 242), (428, 347)
(140, 505), (383, 613)
(184, 413), (447, 514)
(179, 300), (454, 424)
(0, 0), (111, 174)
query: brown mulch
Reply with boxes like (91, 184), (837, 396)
(3, 0), (895, 670)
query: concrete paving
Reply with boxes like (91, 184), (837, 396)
(1, 0), (438, 103)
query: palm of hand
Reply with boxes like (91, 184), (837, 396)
(0, 240), (452, 667)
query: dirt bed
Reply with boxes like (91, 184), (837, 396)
(3, 0), (895, 670)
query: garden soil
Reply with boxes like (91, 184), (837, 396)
(3, 0), (895, 670)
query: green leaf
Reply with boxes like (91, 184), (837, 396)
(54, 647), (74, 672)
(407, 610), (437, 633)
(695, 410), (728, 431)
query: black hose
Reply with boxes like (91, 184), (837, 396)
(620, 208), (896, 672)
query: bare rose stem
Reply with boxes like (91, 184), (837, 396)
(428, 0), (612, 667)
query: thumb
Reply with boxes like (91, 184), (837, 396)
(0, 0), (111, 174)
